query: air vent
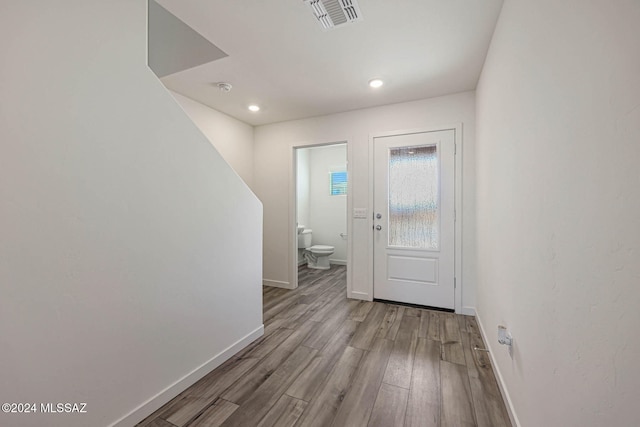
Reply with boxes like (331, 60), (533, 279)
(304, 0), (362, 30)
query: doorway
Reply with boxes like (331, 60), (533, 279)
(373, 130), (456, 309)
(293, 142), (349, 289)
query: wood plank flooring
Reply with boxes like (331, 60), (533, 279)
(138, 265), (511, 427)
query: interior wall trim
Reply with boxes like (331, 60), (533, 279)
(461, 306), (477, 316)
(475, 311), (521, 427)
(111, 324), (264, 427)
(349, 290), (370, 301)
(263, 279), (294, 289)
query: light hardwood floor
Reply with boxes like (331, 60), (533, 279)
(138, 265), (511, 427)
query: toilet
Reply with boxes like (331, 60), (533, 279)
(297, 228), (335, 270)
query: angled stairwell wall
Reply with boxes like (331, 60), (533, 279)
(0, 2), (262, 426)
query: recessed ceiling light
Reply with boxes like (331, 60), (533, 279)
(248, 105), (260, 112)
(369, 78), (384, 88)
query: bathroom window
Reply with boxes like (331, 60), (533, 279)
(330, 171), (347, 195)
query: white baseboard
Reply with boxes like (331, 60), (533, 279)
(461, 306), (477, 316)
(348, 290), (371, 301)
(474, 312), (521, 427)
(110, 325), (264, 427)
(263, 279), (293, 289)
(329, 259), (347, 265)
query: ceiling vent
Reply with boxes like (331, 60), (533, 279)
(304, 0), (362, 30)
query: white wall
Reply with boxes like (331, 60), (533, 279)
(475, 0), (640, 425)
(0, 2), (262, 427)
(296, 148), (310, 228)
(308, 144), (348, 264)
(254, 91), (476, 311)
(170, 91), (255, 188)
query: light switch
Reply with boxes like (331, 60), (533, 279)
(353, 208), (368, 219)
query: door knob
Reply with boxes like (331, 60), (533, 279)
(376, 213), (382, 219)
(375, 225), (382, 231)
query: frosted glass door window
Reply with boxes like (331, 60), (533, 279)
(388, 145), (439, 249)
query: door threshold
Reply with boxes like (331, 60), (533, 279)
(373, 298), (454, 313)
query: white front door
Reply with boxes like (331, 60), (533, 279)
(373, 130), (455, 309)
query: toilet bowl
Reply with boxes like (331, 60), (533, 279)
(297, 228), (335, 270)
(305, 245), (335, 270)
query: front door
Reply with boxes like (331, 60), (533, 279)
(373, 130), (455, 309)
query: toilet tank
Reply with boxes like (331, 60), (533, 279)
(298, 229), (312, 248)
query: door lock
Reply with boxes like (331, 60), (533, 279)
(376, 213), (382, 219)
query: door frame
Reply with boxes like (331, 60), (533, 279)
(368, 124), (465, 314)
(289, 140), (352, 293)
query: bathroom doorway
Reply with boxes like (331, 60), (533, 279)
(293, 142), (349, 289)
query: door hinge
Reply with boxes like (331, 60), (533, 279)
(454, 278), (457, 289)
(454, 209), (456, 222)
(454, 142), (457, 155)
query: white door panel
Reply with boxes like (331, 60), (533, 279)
(387, 255), (437, 283)
(373, 130), (455, 309)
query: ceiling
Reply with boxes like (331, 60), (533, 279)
(156, 0), (504, 126)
